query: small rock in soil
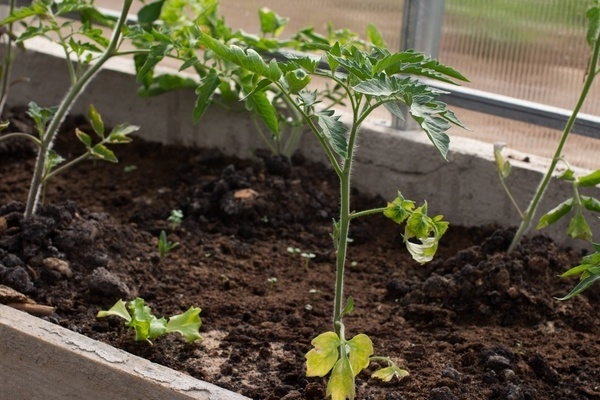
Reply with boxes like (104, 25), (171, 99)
(385, 279), (410, 300)
(2, 253), (24, 268)
(441, 365), (461, 381)
(42, 257), (73, 278)
(490, 383), (525, 400)
(430, 386), (458, 400)
(21, 216), (55, 245)
(87, 267), (131, 299)
(485, 354), (512, 372)
(527, 353), (559, 385)
(2, 266), (34, 294)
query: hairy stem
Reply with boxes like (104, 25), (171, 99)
(508, 31), (600, 253)
(24, 0), (134, 217)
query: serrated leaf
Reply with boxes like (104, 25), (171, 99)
(383, 192), (415, 224)
(138, 0), (165, 24)
(578, 169), (600, 187)
(88, 105), (104, 137)
(347, 334), (373, 377)
(193, 69), (221, 124)
(408, 100), (451, 160)
(97, 299), (131, 322)
(536, 198), (574, 229)
(315, 109), (348, 158)
(384, 102), (405, 121)
(306, 331), (340, 377)
(0, 2), (49, 25)
(326, 357), (355, 400)
(166, 306), (202, 343)
(91, 144), (117, 163)
(371, 365), (409, 381)
(246, 91), (280, 136)
(200, 34), (282, 82)
(75, 128), (92, 148)
(567, 213), (592, 241)
(15, 25), (54, 43)
(374, 50), (468, 83)
(352, 74), (404, 97)
(405, 205), (431, 239)
(285, 69), (311, 94)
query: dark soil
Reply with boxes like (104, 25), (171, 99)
(1, 108), (599, 400)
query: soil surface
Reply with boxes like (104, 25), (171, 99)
(1, 108), (599, 400)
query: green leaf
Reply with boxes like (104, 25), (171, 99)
(75, 128), (92, 148)
(366, 24), (385, 48)
(91, 144), (118, 163)
(408, 100), (451, 160)
(138, 0), (165, 24)
(352, 74), (406, 97)
(166, 307), (202, 343)
(383, 102), (405, 121)
(567, 213), (592, 241)
(258, 7), (288, 36)
(581, 196), (600, 213)
(108, 124), (139, 142)
(200, 34), (282, 82)
(15, 25), (54, 43)
(193, 69), (221, 124)
(371, 365), (409, 381)
(88, 105), (104, 138)
(374, 50), (468, 84)
(340, 297), (354, 318)
(306, 331), (341, 377)
(0, 1), (49, 25)
(0, 120), (9, 131)
(138, 74), (198, 97)
(315, 110), (348, 158)
(405, 205), (431, 239)
(536, 198), (574, 229)
(128, 298), (156, 342)
(578, 169), (600, 187)
(97, 299), (131, 322)
(326, 357), (355, 400)
(586, 4), (600, 47)
(347, 334), (373, 377)
(383, 192), (415, 224)
(557, 273), (600, 300)
(148, 316), (168, 339)
(284, 69), (311, 94)
(557, 168), (576, 181)
(246, 91), (280, 136)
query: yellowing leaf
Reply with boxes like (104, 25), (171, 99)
(97, 299), (131, 322)
(326, 357), (355, 400)
(346, 334), (373, 376)
(405, 236), (438, 265)
(306, 331), (340, 377)
(166, 306), (202, 343)
(371, 365), (409, 381)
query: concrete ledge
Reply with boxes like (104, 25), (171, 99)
(0, 304), (249, 400)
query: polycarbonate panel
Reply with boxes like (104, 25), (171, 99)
(438, 0), (600, 169)
(218, 0), (405, 50)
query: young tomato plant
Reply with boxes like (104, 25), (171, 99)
(97, 297), (201, 344)
(198, 31), (466, 398)
(495, 1), (600, 297)
(0, 0), (173, 218)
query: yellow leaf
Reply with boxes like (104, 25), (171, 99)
(347, 333), (373, 376)
(306, 331), (340, 377)
(326, 357), (355, 400)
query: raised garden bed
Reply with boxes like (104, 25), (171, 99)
(1, 37), (600, 400)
